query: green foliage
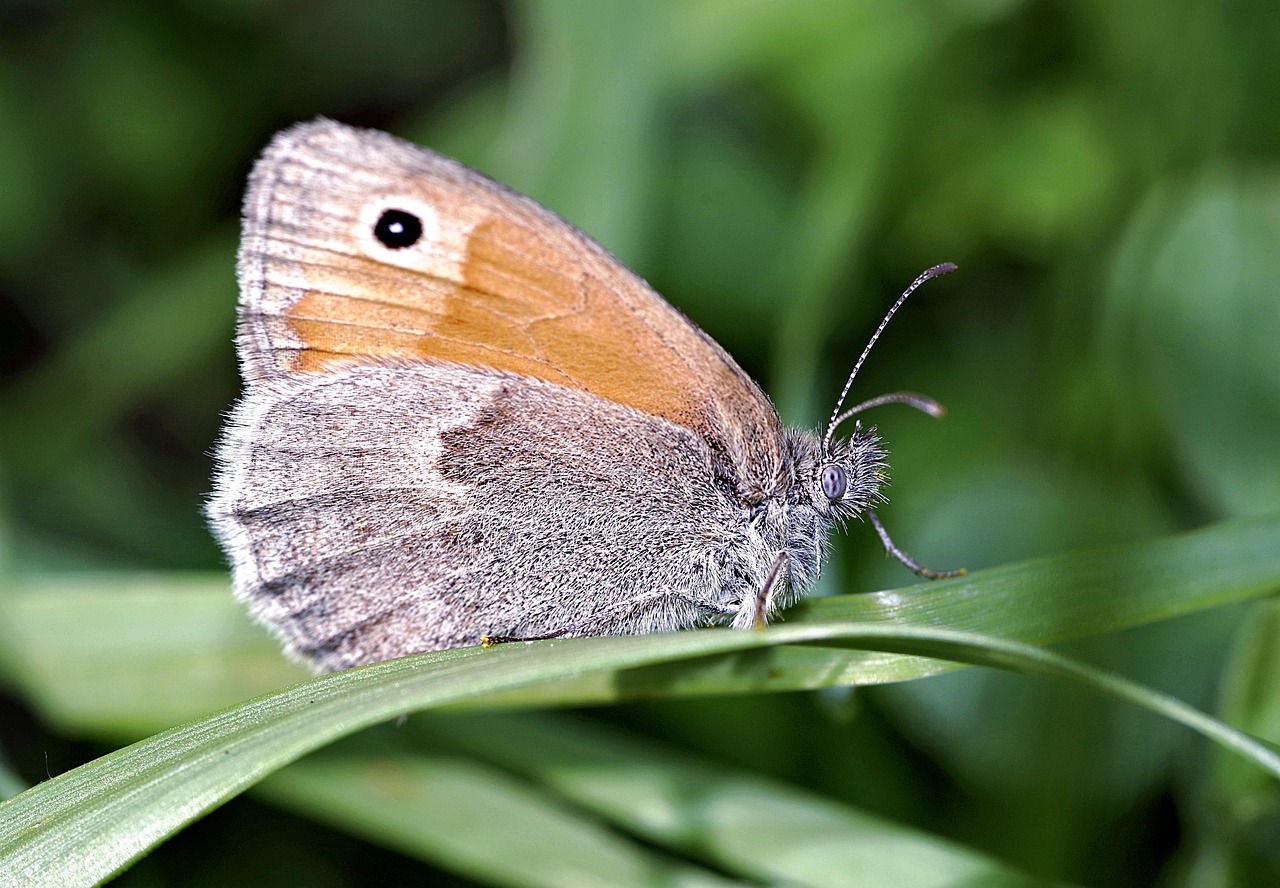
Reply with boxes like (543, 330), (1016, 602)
(1, 1), (1278, 885)
(2, 521), (1279, 886)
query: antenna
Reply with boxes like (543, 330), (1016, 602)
(826, 391), (947, 442)
(823, 262), (956, 449)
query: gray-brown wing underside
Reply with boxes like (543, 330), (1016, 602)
(208, 361), (746, 671)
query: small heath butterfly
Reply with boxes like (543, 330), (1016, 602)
(208, 120), (961, 671)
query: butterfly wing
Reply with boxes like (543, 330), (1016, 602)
(212, 360), (755, 670)
(236, 119), (786, 500)
(211, 120), (796, 667)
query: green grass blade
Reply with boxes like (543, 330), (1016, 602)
(444, 513), (1280, 707)
(1, 617), (1276, 886)
(4, 516), (1277, 733)
(256, 747), (749, 888)
(416, 712), (1077, 888)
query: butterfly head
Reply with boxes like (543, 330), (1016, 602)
(748, 423), (885, 610)
(797, 263), (958, 515)
(812, 422), (888, 522)
(767, 264), (957, 595)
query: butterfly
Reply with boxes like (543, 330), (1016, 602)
(208, 119), (960, 671)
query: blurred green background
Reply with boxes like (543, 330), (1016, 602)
(1, 1), (1277, 885)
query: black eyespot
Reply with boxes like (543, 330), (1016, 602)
(373, 209), (423, 249)
(820, 464), (847, 501)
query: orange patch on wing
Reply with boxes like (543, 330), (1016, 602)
(286, 310), (574, 385)
(460, 215), (698, 425)
(461, 214), (580, 318)
(283, 211), (700, 428)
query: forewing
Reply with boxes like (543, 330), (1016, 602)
(236, 119), (785, 499)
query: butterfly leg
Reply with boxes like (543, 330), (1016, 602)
(867, 509), (966, 580)
(744, 550), (789, 631)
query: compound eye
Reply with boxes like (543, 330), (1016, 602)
(820, 464), (847, 501)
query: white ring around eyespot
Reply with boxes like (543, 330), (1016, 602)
(355, 195), (442, 262)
